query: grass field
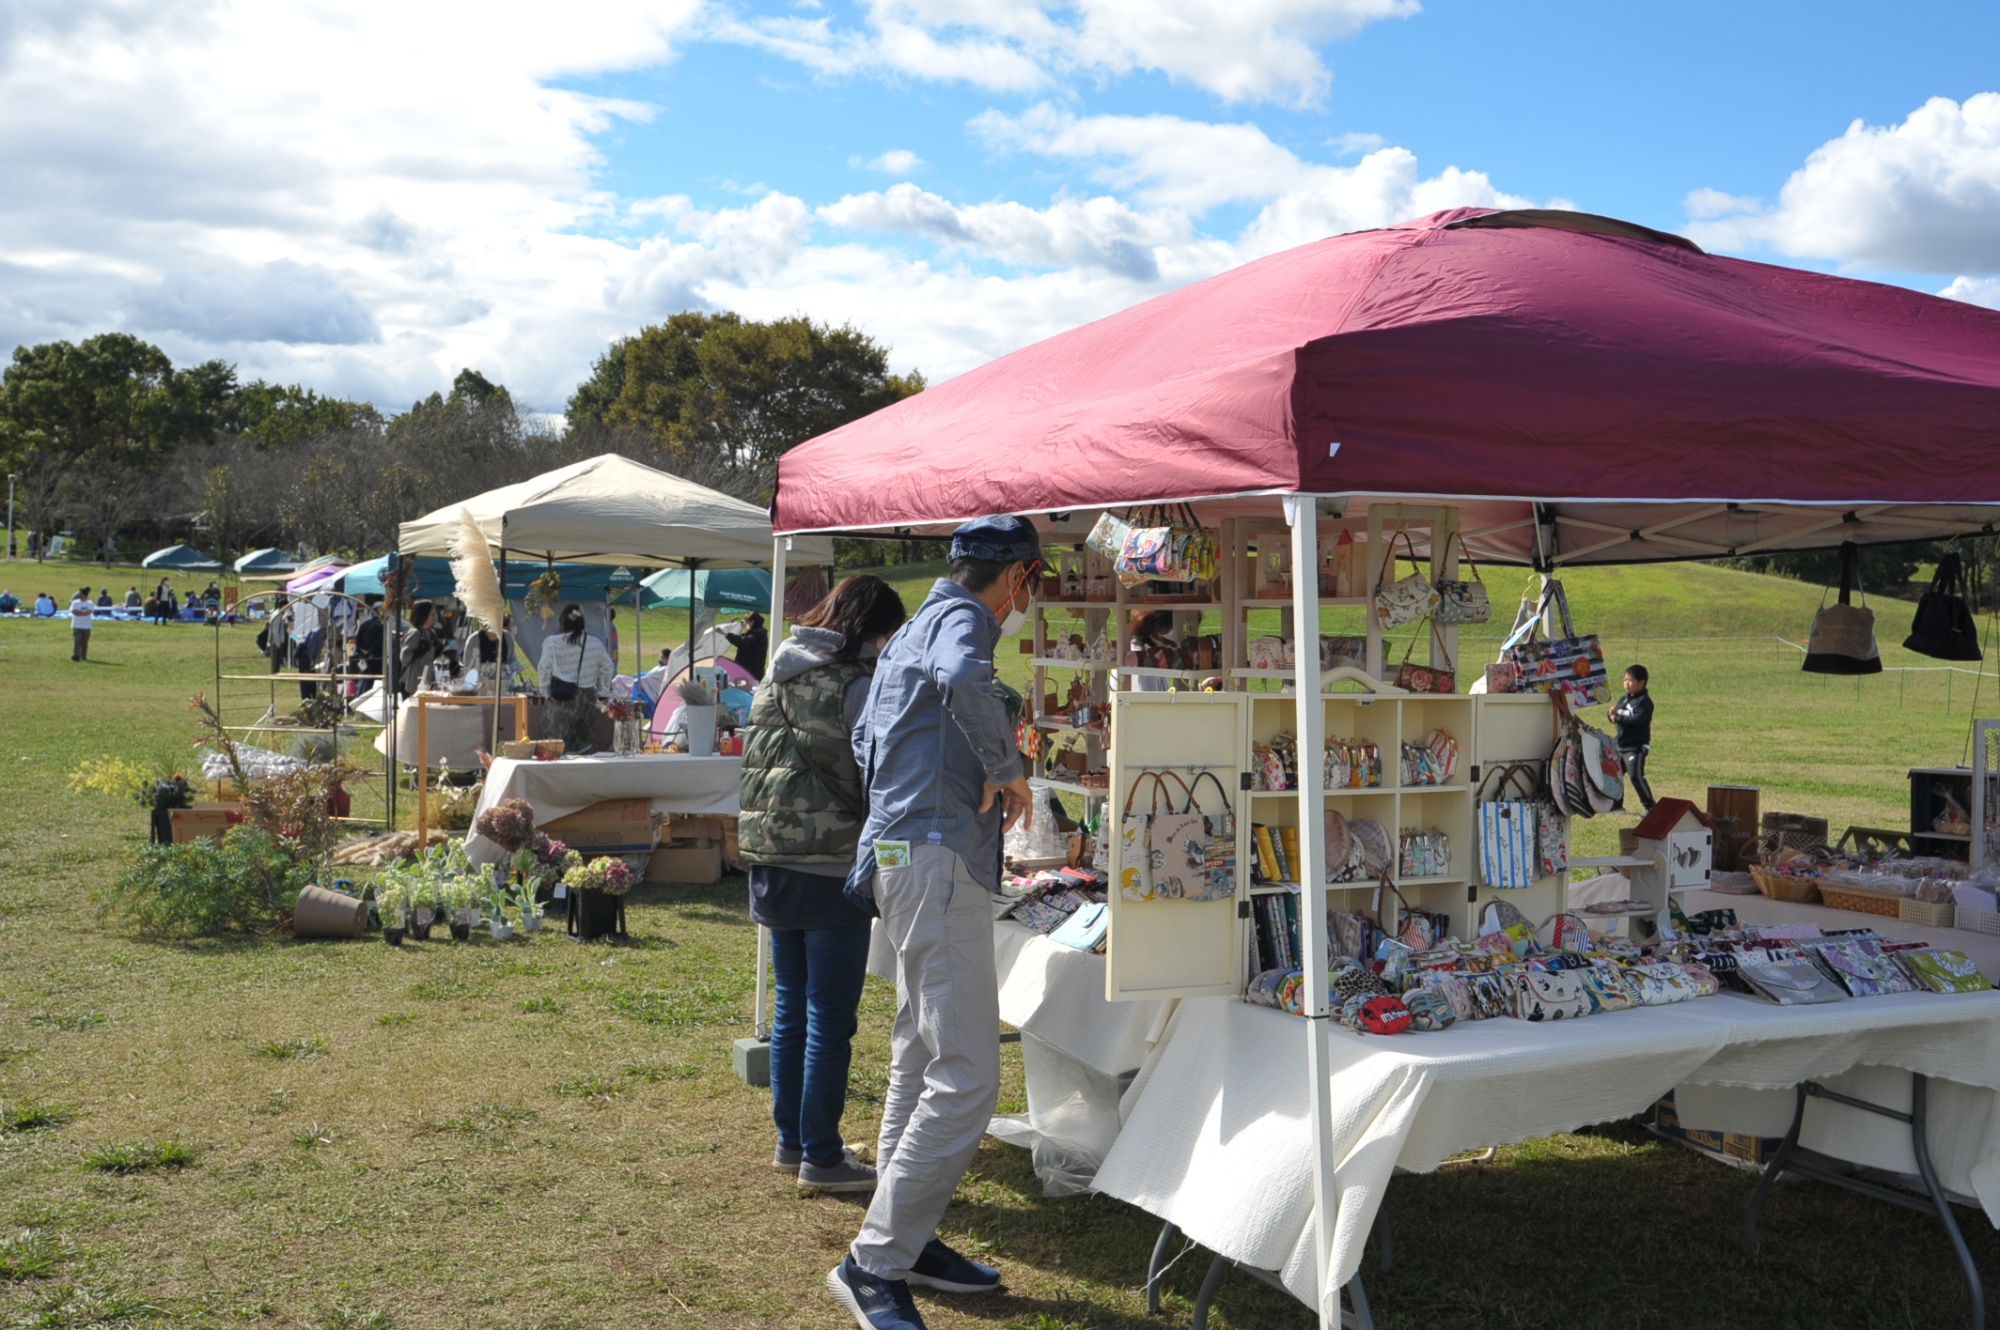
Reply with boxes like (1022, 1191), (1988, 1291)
(3, 557), (1998, 1329)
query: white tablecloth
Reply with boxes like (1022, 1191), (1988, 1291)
(1091, 990), (2000, 1322)
(376, 695), (535, 771)
(464, 754), (741, 864)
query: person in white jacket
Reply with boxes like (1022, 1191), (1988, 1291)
(537, 603), (616, 754)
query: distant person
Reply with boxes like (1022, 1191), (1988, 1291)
(33, 592), (56, 616)
(204, 580), (220, 602)
(606, 607), (619, 664)
(69, 586), (95, 661)
(96, 588), (113, 608)
(1610, 664), (1656, 813)
(27, 532), (39, 561)
(723, 611), (769, 680)
(350, 596), (386, 684)
(0, 590), (17, 614)
(1123, 608), (1176, 693)
(537, 603), (615, 753)
(124, 586), (141, 609)
(397, 599), (446, 698)
(466, 612), (518, 681)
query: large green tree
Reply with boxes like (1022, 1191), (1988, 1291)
(565, 312), (923, 496)
(0, 333), (228, 555)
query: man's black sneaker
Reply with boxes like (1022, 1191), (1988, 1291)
(906, 1237), (1001, 1294)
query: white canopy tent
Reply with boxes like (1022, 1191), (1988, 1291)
(397, 453), (832, 568)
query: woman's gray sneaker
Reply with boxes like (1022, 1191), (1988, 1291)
(799, 1148), (877, 1194)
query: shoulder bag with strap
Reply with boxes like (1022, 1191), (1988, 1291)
(1432, 531), (1491, 625)
(1904, 548), (1982, 662)
(1499, 580), (1609, 705)
(1478, 761), (1541, 888)
(1180, 770), (1238, 902)
(1372, 527), (1440, 630)
(1119, 771), (1190, 902)
(547, 638), (583, 701)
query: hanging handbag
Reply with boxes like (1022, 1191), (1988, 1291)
(1179, 771), (1238, 902)
(1802, 541), (1882, 675)
(1499, 580), (1610, 706)
(1432, 532), (1491, 625)
(1118, 771), (1187, 902)
(1477, 762), (1541, 888)
(1372, 527), (1440, 630)
(1115, 503), (1217, 586)
(1086, 511), (1132, 561)
(1904, 549), (1983, 661)
(1393, 619), (1457, 694)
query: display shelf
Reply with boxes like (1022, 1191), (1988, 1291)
(1398, 874), (1465, 888)
(1123, 666), (1205, 678)
(1039, 600), (1121, 610)
(1030, 657), (1114, 670)
(1033, 717), (1106, 735)
(1037, 778), (1104, 799)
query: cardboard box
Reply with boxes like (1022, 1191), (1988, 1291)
(1650, 1093), (1785, 1168)
(663, 813), (731, 845)
(543, 799), (656, 853)
(170, 802), (247, 843)
(647, 840), (723, 885)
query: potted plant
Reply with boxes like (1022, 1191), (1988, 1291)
(442, 876), (478, 941)
(560, 852), (634, 942)
(474, 797), (537, 856)
(486, 882), (515, 941)
(511, 833), (568, 906)
(375, 880), (408, 946)
(511, 874), (542, 934)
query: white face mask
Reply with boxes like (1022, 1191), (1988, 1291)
(998, 569), (1031, 637)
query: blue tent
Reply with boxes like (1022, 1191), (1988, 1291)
(233, 547), (300, 574)
(339, 554), (638, 600)
(142, 544), (223, 571)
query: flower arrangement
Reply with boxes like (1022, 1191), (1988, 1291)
(474, 797), (537, 852)
(603, 695), (637, 723)
(675, 678), (716, 707)
(560, 851), (635, 896)
(524, 567), (563, 623)
(509, 832), (567, 884)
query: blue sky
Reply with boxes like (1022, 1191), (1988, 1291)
(3, 0), (1998, 411)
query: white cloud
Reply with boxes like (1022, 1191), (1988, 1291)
(1686, 93), (2000, 276)
(1682, 187), (1761, 220)
(849, 148), (925, 175)
(1940, 275), (2000, 310)
(713, 0), (1419, 107)
(0, 0), (706, 407)
(821, 182), (1187, 278)
(1330, 131), (1385, 156)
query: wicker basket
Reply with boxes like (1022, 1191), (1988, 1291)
(1898, 897), (1956, 929)
(1749, 864), (1821, 904)
(1817, 883), (1905, 918)
(1957, 905), (2000, 936)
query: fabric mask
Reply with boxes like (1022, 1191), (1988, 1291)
(999, 570), (1031, 637)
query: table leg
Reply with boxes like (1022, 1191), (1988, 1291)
(415, 697), (429, 845)
(1147, 1221), (1181, 1314)
(1742, 1075), (1985, 1330)
(1190, 1255), (1227, 1330)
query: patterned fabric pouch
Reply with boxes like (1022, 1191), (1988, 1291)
(1904, 949), (1993, 994)
(1579, 966), (1638, 1014)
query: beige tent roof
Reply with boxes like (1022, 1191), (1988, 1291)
(396, 454), (831, 568)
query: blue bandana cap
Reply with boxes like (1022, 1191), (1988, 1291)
(949, 515), (1041, 566)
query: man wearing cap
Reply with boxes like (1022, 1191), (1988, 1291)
(826, 515), (1039, 1330)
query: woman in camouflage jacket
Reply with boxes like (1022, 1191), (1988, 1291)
(739, 575), (907, 1193)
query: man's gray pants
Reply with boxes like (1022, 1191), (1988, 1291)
(850, 843), (999, 1281)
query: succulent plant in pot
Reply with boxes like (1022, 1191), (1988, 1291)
(375, 880), (408, 945)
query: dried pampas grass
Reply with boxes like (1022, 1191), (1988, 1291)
(449, 509), (503, 631)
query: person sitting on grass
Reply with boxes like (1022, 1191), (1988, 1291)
(0, 590), (18, 614)
(33, 592), (57, 617)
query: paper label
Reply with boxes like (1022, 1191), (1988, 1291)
(873, 839), (911, 869)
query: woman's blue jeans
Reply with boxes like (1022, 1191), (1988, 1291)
(768, 921), (872, 1167)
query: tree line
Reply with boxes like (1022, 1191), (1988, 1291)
(0, 311), (925, 567)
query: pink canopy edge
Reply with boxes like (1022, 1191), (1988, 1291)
(774, 208), (2000, 548)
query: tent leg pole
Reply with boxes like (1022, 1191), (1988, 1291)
(492, 543), (506, 760)
(1289, 495), (1340, 1330)
(753, 535), (790, 1041)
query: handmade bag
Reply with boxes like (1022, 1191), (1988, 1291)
(1737, 959), (1848, 1005)
(1904, 549), (1983, 662)
(1118, 771), (1190, 901)
(1418, 972), (1476, 1023)
(1394, 620), (1457, 694)
(1402, 987), (1457, 1032)
(1179, 771), (1238, 902)
(1432, 532), (1492, 625)
(1508, 969), (1591, 1021)
(1114, 503), (1218, 586)
(1372, 528), (1440, 630)
(1802, 541), (1882, 675)
(1549, 693), (1623, 817)
(1085, 511), (1132, 561)
(1499, 580), (1610, 706)
(1477, 762), (1541, 889)
(1350, 995), (1412, 1036)
(1902, 949), (1993, 994)
(1578, 967), (1638, 1014)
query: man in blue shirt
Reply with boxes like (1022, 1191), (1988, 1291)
(827, 516), (1039, 1330)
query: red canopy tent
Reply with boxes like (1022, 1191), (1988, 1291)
(774, 208), (2000, 564)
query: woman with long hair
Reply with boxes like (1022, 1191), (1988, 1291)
(537, 603), (616, 753)
(738, 575), (907, 1194)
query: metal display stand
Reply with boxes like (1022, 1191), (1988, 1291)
(1743, 1073), (1986, 1330)
(1145, 1215), (1390, 1330)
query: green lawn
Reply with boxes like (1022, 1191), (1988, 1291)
(2, 556), (1997, 1329)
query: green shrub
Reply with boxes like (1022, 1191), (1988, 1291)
(104, 826), (312, 937)
(82, 1140), (194, 1173)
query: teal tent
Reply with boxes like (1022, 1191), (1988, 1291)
(639, 567), (772, 610)
(233, 548), (300, 574)
(142, 544), (222, 571)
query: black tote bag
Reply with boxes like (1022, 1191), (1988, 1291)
(1903, 550), (1983, 662)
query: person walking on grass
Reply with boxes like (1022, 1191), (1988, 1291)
(739, 575), (909, 1197)
(68, 585), (95, 661)
(1610, 664), (1656, 812)
(826, 515), (1041, 1330)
